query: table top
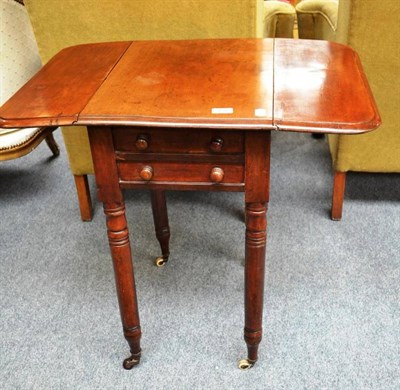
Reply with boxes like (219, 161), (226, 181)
(0, 38), (380, 134)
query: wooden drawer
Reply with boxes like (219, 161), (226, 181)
(112, 127), (244, 154)
(117, 162), (244, 184)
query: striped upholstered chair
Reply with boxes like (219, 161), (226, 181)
(0, 0), (59, 162)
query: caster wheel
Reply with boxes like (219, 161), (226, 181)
(238, 358), (255, 370)
(123, 354), (141, 370)
(155, 256), (167, 267)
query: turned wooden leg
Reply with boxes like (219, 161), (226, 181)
(239, 202), (267, 370)
(45, 133), (60, 157)
(88, 126), (142, 369)
(150, 190), (170, 267)
(331, 171), (346, 221)
(239, 131), (271, 370)
(104, 202), (142, 369)
(74, 174), (93, 221)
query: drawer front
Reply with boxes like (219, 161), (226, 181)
(117, 162), (244, 184)
(112, 128), (244, 154)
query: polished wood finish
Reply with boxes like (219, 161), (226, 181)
(273, 39), (381, 134)
(0, 42), (131, 128)
(112, 128), (244, 154)
(210, 167), (224, 183)
(0, 39), (380, 133)
(73, 175), (93, 222)
(150, 190), (170, 265)
(210, 138), (224, 153)
(114, 127), (245, 192)
(135, 134), (150, 151)
(45, 133), (60, 157)
(138, 165), (154, 181)
(243, 131), (271, 364)
(79, 39), (274, 128)
(87, 126), (141, 368)
(0, 39), (381, 370)
(118, 161), (244, 185)
(331, 171), (346, 221)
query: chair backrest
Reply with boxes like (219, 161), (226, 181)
(0, 0), (41, 105)
(25, 0), (265, 64)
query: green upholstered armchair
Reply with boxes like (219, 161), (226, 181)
(296, 0), (400, 220)
(24, 0), (295, 221)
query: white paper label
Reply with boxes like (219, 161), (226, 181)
(254, 108), (268, 117)
(211, 107), (234, 114)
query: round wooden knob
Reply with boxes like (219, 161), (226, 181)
(135, 134), (149, 150)
(210, 138), (224, 153)
(210, 167), (224, 183)
(139, 165), (153, 181)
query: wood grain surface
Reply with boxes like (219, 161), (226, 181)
(0, 38), (380, 133)
(273, 39), (381, 133)
(0, 42), (131, 128)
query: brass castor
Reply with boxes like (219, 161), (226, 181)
(238, 358), (256, 370)
(155, 256), (168, 267)
(122, 353), (141, 370)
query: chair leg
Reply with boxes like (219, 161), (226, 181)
(331, 171), (346, 221)
(45, 133), (60, 157)
(74, 174), (93, 221)
(150, 190), (170, 267)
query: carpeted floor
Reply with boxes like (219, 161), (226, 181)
(0, 131), (399, 389)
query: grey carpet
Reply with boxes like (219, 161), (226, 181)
(1, 131), (399, 389)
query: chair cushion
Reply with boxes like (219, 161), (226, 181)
(0, 127), (42, 151)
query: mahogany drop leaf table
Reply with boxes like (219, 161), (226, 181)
(0, 38), (380, 370)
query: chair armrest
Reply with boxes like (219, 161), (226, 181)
(263, 0), (296, 38)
